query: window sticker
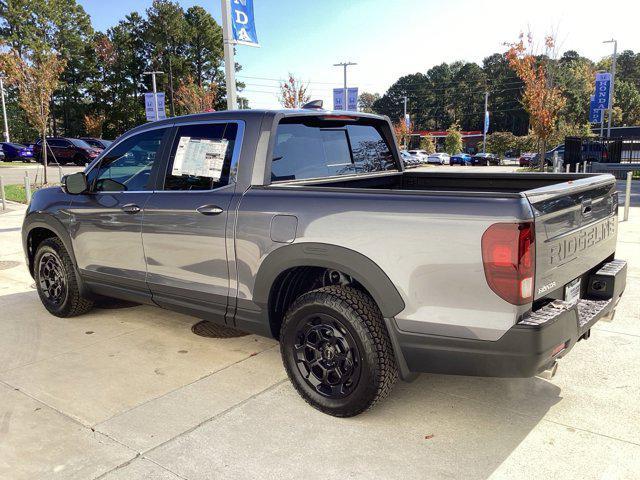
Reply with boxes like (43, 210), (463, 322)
(171, 136), (229, 180)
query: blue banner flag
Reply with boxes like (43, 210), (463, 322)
(333, 88), (344, 110)
(594, 72), (611, 111)
(589, 94), (602, 123)
(231, 0), (259, 47)
(484, 110), (490, 134)
(347, 88), (358, 111)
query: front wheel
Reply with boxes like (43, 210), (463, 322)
(34, 237), (94, 317)
(280, 286), (398, 417)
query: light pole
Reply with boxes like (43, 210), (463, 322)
(482, 91), (489, 154)
(143, 71), (163, 121)
(0, 75), (9, 142)
(333, 62), (357, 110)
(221, 0), (237, 110)
(603, 39), (617, 138)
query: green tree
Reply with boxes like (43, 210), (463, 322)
(185, 6), (223, 88)
(444, 123), (463, 155)
(485, 131), (517, 158)
(614, 80), (640, 126)
(358, 92), (380, 113)
(419, 134), (436, 154)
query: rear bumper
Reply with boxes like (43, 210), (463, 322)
(393, 259), (627, 378)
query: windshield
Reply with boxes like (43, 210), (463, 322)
(271, 117), (398, 182)
(69, 138), (93, 148)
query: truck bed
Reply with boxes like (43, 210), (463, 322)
(269, 170), (619, 306)
(275, 171), (601, 196)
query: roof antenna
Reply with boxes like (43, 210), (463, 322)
(302, 100), (323, 110)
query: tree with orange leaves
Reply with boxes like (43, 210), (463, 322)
(393, 117), (412, 148)
(0, 45), (66, 183)
(278, 74), (310, 109)
(175, 76), (217, 115)
(506, 33), (565, 170)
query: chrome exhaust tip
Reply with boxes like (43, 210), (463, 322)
(538, 361), (558, 380)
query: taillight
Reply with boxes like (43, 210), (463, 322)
(481, 222), (535, 305)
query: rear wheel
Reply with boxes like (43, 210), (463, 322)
(34, 237), (94, 317)
(280, 286), (398, 417)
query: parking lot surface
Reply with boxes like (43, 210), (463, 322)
(1, 197), (639, 479)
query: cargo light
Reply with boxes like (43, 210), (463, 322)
(481, 222), (535, 305)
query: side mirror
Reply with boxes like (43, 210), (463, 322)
(62, 172), (88, 195)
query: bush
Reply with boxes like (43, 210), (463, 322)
(444, 123), (463, 155)
(419, 135), (436, 154)
(485, 131), (517, 158)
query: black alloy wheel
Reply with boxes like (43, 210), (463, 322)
(38, 252), (68, 306)
(293, 312), (362, 399)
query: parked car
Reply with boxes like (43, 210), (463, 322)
(400, 150), (419, 168)
(471, 153), (500, 166)
(0, 142), (34, 162)
(0, 148), (4, 161)
(22, 107), (627, 418)
(80, 137), (113, 150)
(535, 142), (609, 166)
(407, 149), (429, 164)
(518, 152), (537, 167)
(450, 153), (472, 166)
(33, 137), (102, 165)
(427, 152), (450, 165)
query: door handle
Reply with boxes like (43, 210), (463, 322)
(122, 203), (141, 214)
(196, 205), (224, 215)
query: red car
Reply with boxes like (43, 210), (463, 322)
(518, 152), (536, 167)
(33, 137), (102, 166)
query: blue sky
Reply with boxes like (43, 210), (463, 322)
(80, 0), (638, 109)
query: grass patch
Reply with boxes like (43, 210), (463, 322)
(0, 161), (35, 167)
(4, 184), (27, 203)
(2, 183), (59, 204)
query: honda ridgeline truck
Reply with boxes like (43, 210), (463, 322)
(22, 106), (627, 417)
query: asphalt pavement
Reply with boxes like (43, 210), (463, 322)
(0, 163), (84, 185)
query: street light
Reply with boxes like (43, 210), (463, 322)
(143, 71), (164, 121)
(0, 74), (9, 142)
(603, 39), (617, 138)
(333, 62), (357, 110)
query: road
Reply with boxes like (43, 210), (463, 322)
(1, 201), (640, 478)
(0, 163), (84, 185)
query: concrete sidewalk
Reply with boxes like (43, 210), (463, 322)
(1, 203), (639, 480)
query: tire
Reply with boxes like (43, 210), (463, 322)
(34, 237), (94, 317)
(73, 154), (85, 166)
(280, 286), (398, 417)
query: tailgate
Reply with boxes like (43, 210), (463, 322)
(524, 174), (618, 300)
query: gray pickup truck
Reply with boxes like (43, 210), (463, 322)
(22, 107), (627, 417)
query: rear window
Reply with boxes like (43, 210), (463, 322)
(271, 118), (397, 182)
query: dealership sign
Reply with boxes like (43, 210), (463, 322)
(145, 92), (166, 121)
(333, 87), (358, 111)
(231, 0), (259, 47)
(594, 72), (611, 111)
(589, 95), (603, 123)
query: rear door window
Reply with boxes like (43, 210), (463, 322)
(163, 122), (238, 191)
(271, 118), (396, 181)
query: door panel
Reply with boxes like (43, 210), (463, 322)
(142, 121), (241, 322)
(69, 192), (152, 289)
(142, 188), (234, 317)
(69, 127), (169, 296)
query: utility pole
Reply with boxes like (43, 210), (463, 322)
(603, 39), (617, 138)
(0, 75), (9, 142)
(482, 91), (489, 154)
(143, 71), (163, 121)
(222, 0), (237, 110)
(333, 62), (357, 110)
